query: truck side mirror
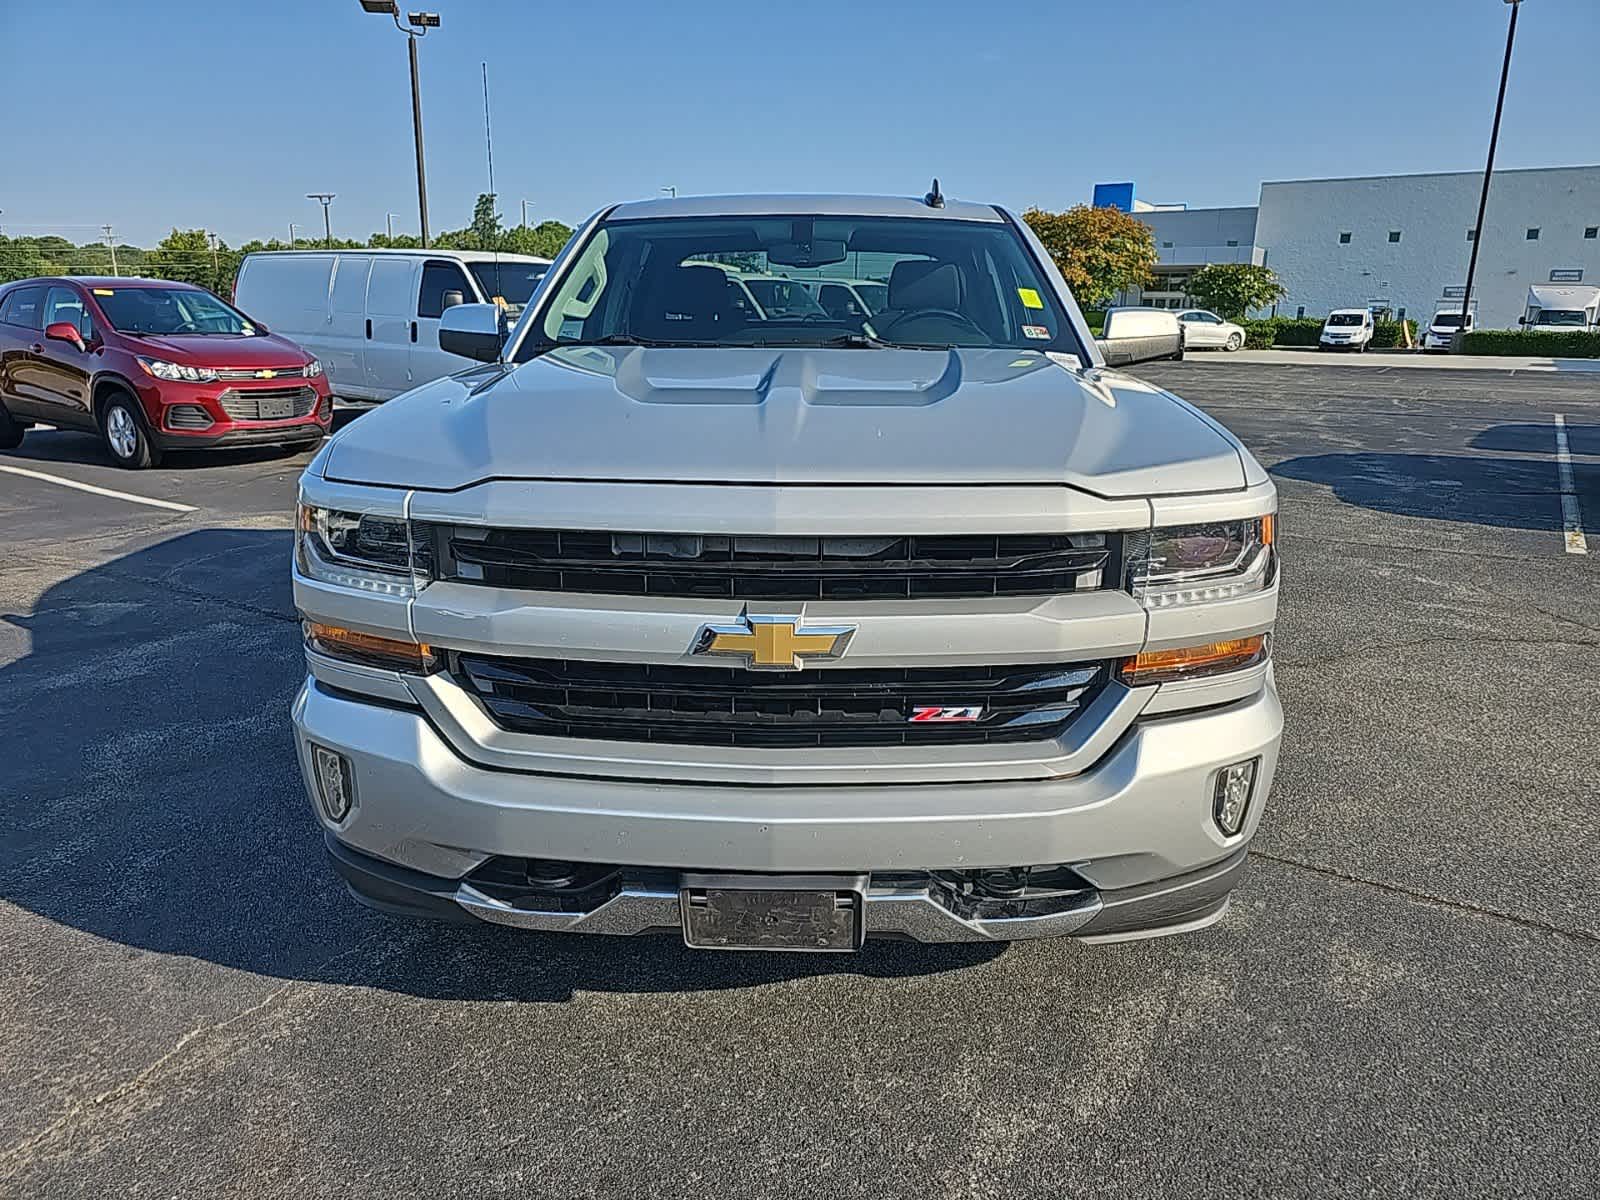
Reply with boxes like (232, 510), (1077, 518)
(438, 302), (506, 363)
(1517, 316), (1527, 325)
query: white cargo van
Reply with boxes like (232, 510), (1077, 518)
(1520, 284), (1599, 333)
(1319, 308), (1375, 351)
(234, 250), (551, 402)
(1423, 307), (1475, 352)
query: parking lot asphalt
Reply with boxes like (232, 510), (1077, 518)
(2, 364), (1598, 1198)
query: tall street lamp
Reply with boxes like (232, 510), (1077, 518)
(307, 193), (336, 246)
(1457, 0), (1523, 350)
(360, 1), (439, 248)
(289, 222), (301, 250)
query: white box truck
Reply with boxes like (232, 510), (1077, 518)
(1520, 284), (1600, 333)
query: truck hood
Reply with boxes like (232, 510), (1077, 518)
(321, 346), (1244, 496)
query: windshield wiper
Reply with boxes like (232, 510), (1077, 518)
(817, 332), (893, 349)
(528, 334), (708, 358)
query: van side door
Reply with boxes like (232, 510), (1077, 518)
(411, 259), (477, 384)
(364, 257), (421, 400)
(326, 255), (374, 400)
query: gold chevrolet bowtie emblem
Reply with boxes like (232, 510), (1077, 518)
(693, 613), (856, 671)
(256, 369), (277, 379)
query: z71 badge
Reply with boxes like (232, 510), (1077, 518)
(909, 706), (984, 723)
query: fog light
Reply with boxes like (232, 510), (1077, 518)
(311, 744), (355, 822)
(1213, 758), (1259, 836)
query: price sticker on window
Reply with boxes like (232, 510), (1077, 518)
(1017, 287), (1044, 310)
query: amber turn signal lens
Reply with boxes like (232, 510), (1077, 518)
(1260, 513), (1276, 545)
(305, 621), (436, 672)
(1120, 634), (1269, 686)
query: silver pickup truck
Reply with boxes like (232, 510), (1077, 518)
(291, 192), (1281, 953)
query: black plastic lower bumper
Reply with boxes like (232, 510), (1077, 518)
(155, 423), (326, 451)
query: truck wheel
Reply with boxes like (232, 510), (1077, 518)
(99, 392), (163, 469)
(0, 401), (23, 450)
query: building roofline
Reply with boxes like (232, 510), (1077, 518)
(1261, 163), (1600, 187)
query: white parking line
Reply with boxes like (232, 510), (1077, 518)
(0, 464), (197, 513)
(1554, 414), (1587, 555)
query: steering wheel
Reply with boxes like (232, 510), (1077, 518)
(875, 308), (991, 344)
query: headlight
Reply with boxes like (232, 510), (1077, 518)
(136, 357), (218, 383)
(1127, 515), (1276, 608)
(296, 504), (433, 597)
(304, 359), (324, 378)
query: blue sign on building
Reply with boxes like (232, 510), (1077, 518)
(1092, 182), (1136, 212)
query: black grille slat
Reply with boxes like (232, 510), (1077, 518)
(436, 528), (1113, 601)
(453, 654), (1107, 748)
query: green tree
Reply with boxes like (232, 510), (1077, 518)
(505, 219), (574, 259)
(469, 193), (503, 250)
(1021, 205), (1157, 307)
(145, 228), (238, 293)
(1184, 263), (1285, 319)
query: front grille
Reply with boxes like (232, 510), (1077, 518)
(215, 365), (305, 381)
(453, 654), (1109, 747)
(217, 386), (317, 421)
(428, 528), (1116, 600)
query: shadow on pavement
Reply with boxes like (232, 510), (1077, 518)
(1270, 452), (1597, 533)
(0, 529), (1000, 1004)
(1470, 423), (1600, 456)
(6, 428), (320, 471)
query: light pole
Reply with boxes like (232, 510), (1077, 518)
(1456, 0), (1523, 350)
(307, 193), (336, 246)
(520, 198), (532, 229)
(359, 2), (438, 248)
(386, 212), (401, 241)
(660, 186), (677, 199)
(289, 222), (301, 250)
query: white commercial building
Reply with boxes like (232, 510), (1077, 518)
(1107, 165), (1600, 328)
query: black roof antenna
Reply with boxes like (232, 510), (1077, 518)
(923, 178), (945, 209)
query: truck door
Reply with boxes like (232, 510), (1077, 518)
(364, 257), (420, 399)
(326, 255), (373, 400)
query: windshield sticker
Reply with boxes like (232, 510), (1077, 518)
(1022, 324), (1051, 340)
(93, 288), (115, 295)
(1017, 287), (1044, 310)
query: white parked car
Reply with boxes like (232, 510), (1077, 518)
(1319, 308), (1375, 351)
(234, 249), (551, 402)
(1176, 309), (1245, 351)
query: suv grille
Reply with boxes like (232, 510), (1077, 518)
(428, 528), (1116, 600)
(217, 386), (317, 421)
(215, 365), (306, 381)
(452, 654), (1109, 748)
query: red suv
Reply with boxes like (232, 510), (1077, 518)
(0, 277), (332, 468)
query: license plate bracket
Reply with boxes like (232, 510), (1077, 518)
(258, 397), (294, 420)
(680, 873), (867, 952)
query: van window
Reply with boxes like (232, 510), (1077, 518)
(367, 258), (417, 317)
(0, 286), (45, 330)
(418, 261), (472, 319)
(331, 256), (373, 314)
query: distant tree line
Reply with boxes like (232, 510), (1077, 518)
(0, 194), (574, 295)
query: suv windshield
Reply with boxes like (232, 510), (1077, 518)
(524, 214), (1077, 356)
(94, 286), (258, 336)
(468, 261), (547, 307)
(1327, 313), (1365, 326)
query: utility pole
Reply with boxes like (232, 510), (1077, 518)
(307, 193), (336, 247)
(206, 231), (220, 277)
(102, 224), (119, 277)
(359, 3), (438, 247)
(1457, 0), (1523, 351)
(661, 186), (677, 199)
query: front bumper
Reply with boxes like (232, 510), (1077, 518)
(293, 671), (1282, 944)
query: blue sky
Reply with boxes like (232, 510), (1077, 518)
(2, 0), (1597, 247)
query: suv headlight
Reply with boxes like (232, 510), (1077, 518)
(304, 359), (324, 378)
(137, 357), (218, 383)
(296, 504), (433, 597)
(1127, 515), (1276, 608)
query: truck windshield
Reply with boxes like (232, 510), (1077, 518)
(1431, 313), (1464, 328)
(526, 213), (1078, 355)
(468, 262), (547, 307)
(1326, 313), (1364, 326)
(1533, 309), (1586, 326)
(95, 287), (259, 336)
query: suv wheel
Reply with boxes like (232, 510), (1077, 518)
(99, 393), (162, 469)
(0, 400), (24, 450)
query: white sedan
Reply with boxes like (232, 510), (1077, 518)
(1176, 309), (1246, 351)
